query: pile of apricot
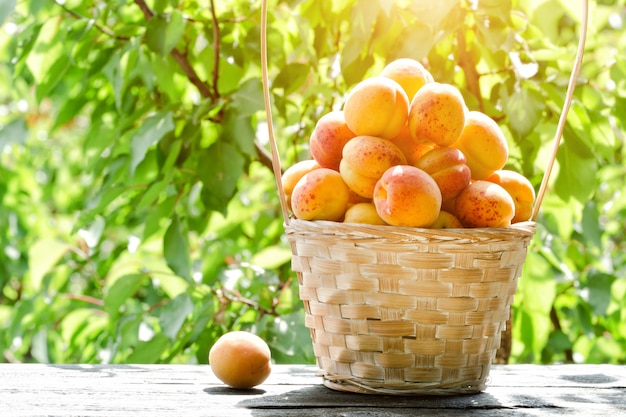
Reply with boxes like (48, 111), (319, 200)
(282, 58), (535, 229)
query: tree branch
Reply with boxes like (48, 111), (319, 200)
(550, 305), (575, 363)
(134, 0), (153, 20)
(133, 0), (214, 100)
(133, 0), (276, 172)
(209, 0), (221, 100)
(213, 287), (277, 317)
(255, 139), (279, 174)
(57, 3), (130, 41)
(456, 28), (484, 113)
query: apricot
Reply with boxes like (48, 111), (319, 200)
(343, 76), (409, 139)
(431, 210), (463, 229)
(373, 165), (441, 228)
(291, 168), (350, 221)
(209, 331), (272, 389)
(408, 82), (466, 147)
(441, 196), (457, 214)
(453, 111), (509, 180)
(309, 111), (356, 171)
(389, 124), (435, 166)
(340, 135), (407, 198)
(454, 180), (515, 228)
(344, 202), (387, 225)
(347, 188), (372, 208)
(281, 159), (321, 212)
(414, 147), (471, 201)
(485, 169), (536, 223)
(380, 58), (434, 102)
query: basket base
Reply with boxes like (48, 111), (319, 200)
(321, 373), (487, 396)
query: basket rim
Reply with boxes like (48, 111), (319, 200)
(284, 218), (536, 243)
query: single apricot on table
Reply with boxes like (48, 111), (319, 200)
(209, 331), (272, 389)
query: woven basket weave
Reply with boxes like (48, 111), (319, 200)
(260, 0), (588, 395)
(286, 219), (534, 394)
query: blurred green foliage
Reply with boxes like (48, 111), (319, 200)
(0, 0), (624, 365)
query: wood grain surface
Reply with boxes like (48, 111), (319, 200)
(1, 364), (624, 416)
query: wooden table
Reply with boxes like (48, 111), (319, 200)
(0, 363), (624, 416)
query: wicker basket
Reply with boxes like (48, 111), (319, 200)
(260, 0), (588, 395)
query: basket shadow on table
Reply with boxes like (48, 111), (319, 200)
(235, 384), (507, 414)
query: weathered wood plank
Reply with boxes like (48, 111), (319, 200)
(0, 364), (624, 417)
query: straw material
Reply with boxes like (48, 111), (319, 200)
(286, 219), (535, 395)
(260, 0), (587, 397)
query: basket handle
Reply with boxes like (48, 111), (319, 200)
(260, 0), (291, 224)
(261, 0), (589, 226)
(530, 0), (589, 221)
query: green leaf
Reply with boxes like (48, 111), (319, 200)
(104, 274), (145, 317)
(117, 314), (143, 351)
(476, 0), (511, 23)
(164, 216), (192, 280)
(222, 109), (257, 158)
(158, 274), (190, 299)
(231, 78), (265, 117)
(586, 336), (624, 364)
(103, 53), (124, 111)
(0, 0), (16, 27)
(52, 94), (89, 131)
(136, 176), (171, 211)
(25, 18), (63, 85)
(145, 11), (186, 56)
(153, 0), (169, 13)
(0, 118), (28, 150)
(520, 250), (556, 315)
(31, 328), (49, 364)
(554, 142), (596, 204)
(60, 308), (103, 346)
(143, 195), (177, 241)
(130, 111), (175, 178)
(581, 202), (602, 249)
(500, 82), (544, 138)
(547, 330), (572, 354)
(126, 333), (170, 363)
(149, 53), (182, 102)
(75, 183), (127, 233)
(27, 238), (69, 292)
(341, 53), (375, 87)
(262, 311), (314, 364)
(391, 22), (434, 61)
(273, 63), (310, 95)
(198, 141), (245, 214)
(251, 246), (292, 270)
(159, 292), (194, 341)
(585, 272), (616, 316)
(217, 58), (245, 95)
(275, 286), (296, 316)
